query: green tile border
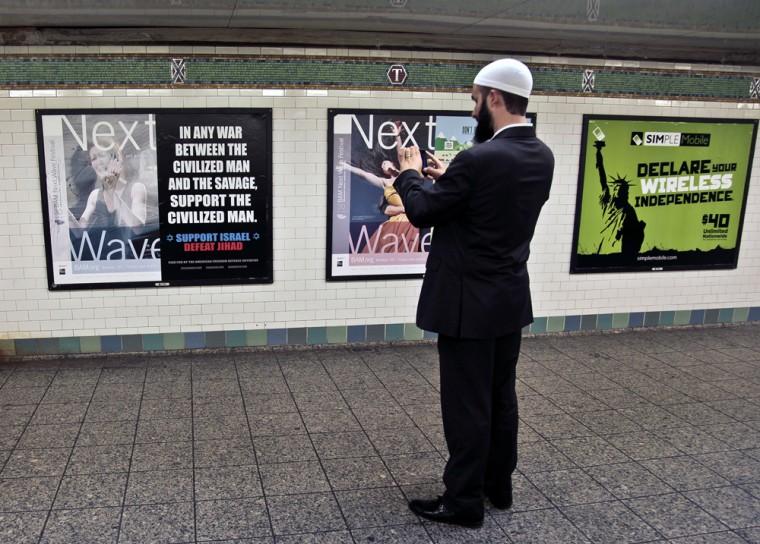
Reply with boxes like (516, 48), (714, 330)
(162, 333), (185, 351)
(644, 312), (660, 327)
(36, 338), (60, 355)
(79, 336), (101, 354)
(122, 335), (142, 352)
(206, 331), (227, 348)
(659, 311), (675, 326)
(288, 328), (307, 345)
(0, 55), (755, 101)
(58, 337), (81, 354)
(530, 317), (547, 334)
(674, 310), (692, 325)
(307, 327), (328, 345)
(143, 334), (164, 351)
(0, 339), (17, 357)
(225, 330), (248, 348)
(612, 313), (629, 329)
(403, 324), (424, 341)
(580, 315), (597, 331)
(7, 306), (760, 357)
(246, 330), (268, 346)
(386, 324), (405, 341)
(597, 314), (613, 330)
(718, 308), (734, 323)
(326, 326), (347, 344)
(547, 316), (565, 333)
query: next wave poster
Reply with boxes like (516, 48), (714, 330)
(327, 108), (535, 280)
(571, 115), (757, 273)
(36, 108), (272, 289)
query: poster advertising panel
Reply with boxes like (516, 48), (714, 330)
(571, 115), (757, 273)
(36, 109), (272, 289)
(327, 109), (537, 280)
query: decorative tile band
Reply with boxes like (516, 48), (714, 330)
(0, 55), (756, 100)
(2, 307), (758, 358)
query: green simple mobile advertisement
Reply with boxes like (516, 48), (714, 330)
(571, 116), (757, 273)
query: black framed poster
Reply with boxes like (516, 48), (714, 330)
(571, 115), (757, 273)
(36, 108), (272, 289)
(327, 108), (537, 280)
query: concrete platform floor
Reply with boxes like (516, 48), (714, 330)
(0, 325), (759, 543)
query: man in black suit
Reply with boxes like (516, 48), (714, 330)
(393, 58), (554, 528)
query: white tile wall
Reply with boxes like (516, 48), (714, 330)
(1, 48), (759, 340)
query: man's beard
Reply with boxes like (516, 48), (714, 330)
(473, 104), (494, 144)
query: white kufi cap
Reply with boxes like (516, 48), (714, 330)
(473, 58), (532, 99)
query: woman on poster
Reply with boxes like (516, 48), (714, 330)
(340, 159), (423, 253)
(68, 142), (147, 231)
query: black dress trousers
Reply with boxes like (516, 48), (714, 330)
(437, 330), (521, 517)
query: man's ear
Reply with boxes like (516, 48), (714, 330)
(488, 89), (502, 108)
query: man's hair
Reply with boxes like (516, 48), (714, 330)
(482, 86), (529, 116)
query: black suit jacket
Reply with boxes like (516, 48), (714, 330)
(394, 125), (553, 338)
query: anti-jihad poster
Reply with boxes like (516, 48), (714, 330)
(327, 109), (479, 280)
(36, 109), (272, 289)
(571, 116), (757, 273)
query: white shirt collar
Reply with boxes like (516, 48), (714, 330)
(490, 122), (533, 141)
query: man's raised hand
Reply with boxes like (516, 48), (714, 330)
(423, 151), (446, 180)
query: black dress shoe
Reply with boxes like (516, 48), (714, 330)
(486, 490), (512, 510)
(485, 487), (513, 510)
(409, 497), (483, 528)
